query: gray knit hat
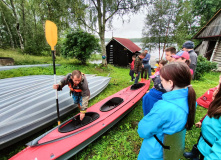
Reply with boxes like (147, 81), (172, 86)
(182, 41), (194, 49)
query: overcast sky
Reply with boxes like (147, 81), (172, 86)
(105, 11), (147, 39)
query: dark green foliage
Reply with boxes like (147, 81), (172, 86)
(173, 1), (199, 48)
(192, 0), (221, 26)
(194, 56), (217, 80)
(24, 35), (50, 55)
(61, 29), (100, 64)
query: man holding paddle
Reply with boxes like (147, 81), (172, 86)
(53, 70), (90, 120)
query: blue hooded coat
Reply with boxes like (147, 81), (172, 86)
(142, 88), (164, 116)
(197, 116), (221, 160)
(138, 88), (189, 160)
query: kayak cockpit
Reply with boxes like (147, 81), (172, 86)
(130, 83), (145, 90)
(100, 97), (124, 112)
(58, 112), (99, 133)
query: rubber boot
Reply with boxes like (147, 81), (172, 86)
(78, 104), (81, 110)
(183, 144), (200, 159)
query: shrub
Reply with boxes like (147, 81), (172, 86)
(61, 29), (100, 64)
(24, 36), (49, 55)
(194, 55), (217, 80)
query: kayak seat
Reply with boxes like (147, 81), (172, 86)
(130, 83), (145, 90)
(100, 97), (124, 112)
(58, 112), (100, 133)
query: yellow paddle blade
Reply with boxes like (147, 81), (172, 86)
(45, 20), (57, 50)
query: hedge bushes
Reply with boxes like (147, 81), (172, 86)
(61, 29), (100, 64)
(194, 55), (217, 80)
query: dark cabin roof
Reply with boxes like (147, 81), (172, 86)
(107, 37), (141, 53)
(193, 9), (221, 39)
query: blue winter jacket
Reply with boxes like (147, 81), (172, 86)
(142, 88), (164, 116)
(197, 116), (221, 160)
(142, 53), (151, 64)
(138, 88), (189, 160)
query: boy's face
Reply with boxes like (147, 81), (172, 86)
(72, 75), (82, 85)
(171, 54), (176, 62)
(132, 57), (136, 61)
(165, 51), (172, 61)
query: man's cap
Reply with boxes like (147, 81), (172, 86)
(144, 48), (149, 51)
(172, 51), (190, 60)
(182, 41), (194, 49)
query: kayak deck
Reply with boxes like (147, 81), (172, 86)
(10, 80), (150, 160)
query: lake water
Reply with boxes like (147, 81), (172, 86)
(134, 42), (166, 60)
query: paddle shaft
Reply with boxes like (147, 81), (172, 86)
(52, 50), (60, 125)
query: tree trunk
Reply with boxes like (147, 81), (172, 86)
(97, 0), (107, 66)
(100, 33), (107, 66)
(158, 37), (161, 60)
(1, 11), (14, 49)
(10, 0), (24, 50)
(161, 18), (170, 60)
(21, 0), (26, 47)
(0, 30), (3, 47)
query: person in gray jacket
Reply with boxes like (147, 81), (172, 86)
(182, 41), (198, 79)
(53, 70), (90, 120)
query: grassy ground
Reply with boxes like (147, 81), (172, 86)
(0, 49), (220, 160)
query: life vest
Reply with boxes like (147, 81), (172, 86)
(196, 87), (217, 109)
(154, 129), (186, 160)
(68, 78), (83, 93)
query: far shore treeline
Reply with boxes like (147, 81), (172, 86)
(0, 0), (220, 66)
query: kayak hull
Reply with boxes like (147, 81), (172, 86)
(10, 80), (150, 160)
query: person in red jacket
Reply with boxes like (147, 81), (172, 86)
(195, 75), (221, 128)
(129, 55), (136, 82)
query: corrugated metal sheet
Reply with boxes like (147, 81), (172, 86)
(0, 74), (111, 149)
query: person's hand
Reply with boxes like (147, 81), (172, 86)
(136, 74), (138, 77)
(80, 112), (85, 121)
(53, 84), (59, 89)
(195, 121), (202, 128)
(142, 64), (144, 68)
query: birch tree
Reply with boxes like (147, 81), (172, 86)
(76, 0), (146, 66)
(142, 0), (177, 59)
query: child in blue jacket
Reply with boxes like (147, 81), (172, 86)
(138, 62), (196, 160)
(142, 59), (168, 116)
(184, 76), (221, 160)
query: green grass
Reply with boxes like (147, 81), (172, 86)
(0, 48), (79, 65)
(0, 49), (220, 160)
(89, 53), (102, 61)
